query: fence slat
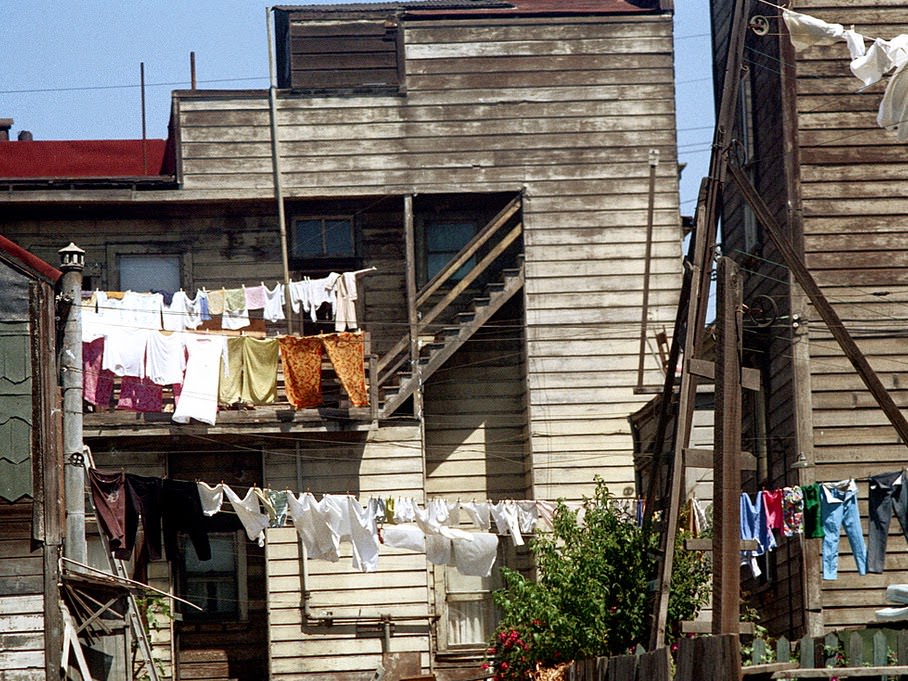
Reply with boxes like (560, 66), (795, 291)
(800, 635), (817, 669)
(847, 631), (864, 666)
(637, 647), (671, 681)
(606, 653), (637, 681)
(872, 630), (888, 668)
(776, 635), (791, 663)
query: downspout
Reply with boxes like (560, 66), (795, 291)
(59, 243), (86, 565)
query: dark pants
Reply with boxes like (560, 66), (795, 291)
(867, 470), (908, 573)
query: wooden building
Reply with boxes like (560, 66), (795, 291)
(0, 0), (680, 678)
(710, 0), (908, 639)
(0, 237), (63, 679)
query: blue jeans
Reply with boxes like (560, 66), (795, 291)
(821, 482), (867, 580)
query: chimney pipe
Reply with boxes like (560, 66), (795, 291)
(0, 118), (13, 141)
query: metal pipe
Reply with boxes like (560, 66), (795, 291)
(636, 149), (660, 392)
(59, 243), (86, 565)
(266, 7), (293, 332)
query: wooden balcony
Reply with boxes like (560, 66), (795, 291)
(82, 338), (379, 438)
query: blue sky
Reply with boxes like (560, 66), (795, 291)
(1, 1), (713, 210)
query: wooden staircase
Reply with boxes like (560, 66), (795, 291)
(375, 194), (524, 419)
(379, 260), (524, 417)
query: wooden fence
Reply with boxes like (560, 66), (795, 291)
(559, 628), (908, 681)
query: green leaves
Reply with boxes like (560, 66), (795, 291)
(486, 478), (711, 680)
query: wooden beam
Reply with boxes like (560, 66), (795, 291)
(726, 162), (908, 448)
(713, 257), (743, 636)
(683, 447), (755, 470)
(687, 357), (761, 391)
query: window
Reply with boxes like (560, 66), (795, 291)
(425, 221), (477, 283)
(291, 216), (355, 260)
(118, 254), (181, 292)
(442, 566), (500, 648)
(435, 542), (522, 653)
(179, 531), (247, 621)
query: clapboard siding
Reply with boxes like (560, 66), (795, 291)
(795, 13), (908, 645)
(715, 0), (908, 639)
(0, 547), (46, 677)
(266, 524), (431, 680)
(175, 12), (680, 507)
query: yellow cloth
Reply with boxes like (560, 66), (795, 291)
(218, 336), (245, 405)
(218, 336), (278, 406)
(225, 287), (246, 312)
(242, 337), (279, 404)
(207, 289), (225, 315)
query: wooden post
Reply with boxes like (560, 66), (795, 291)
(713, 257), (742, 635)
(403, 195), (422, 418)
(646, 0), (754, 649)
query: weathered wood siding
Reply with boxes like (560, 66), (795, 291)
(264, 424), (431, 680)
(791, 0), (908, 633)
(176, 12), (682, 502)
(0, 520), (46, 680)
(715, 0), (908, 637)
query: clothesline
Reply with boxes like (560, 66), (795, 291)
(83, 266), (377, 335)
(88, 466), (602, 580)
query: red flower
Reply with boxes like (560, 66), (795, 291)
(500, 662), (509, 671)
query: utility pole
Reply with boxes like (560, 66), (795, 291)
(713, 257), (743, 635)
(59, 242), (86, 565)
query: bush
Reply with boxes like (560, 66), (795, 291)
(485, 478), (710, 681)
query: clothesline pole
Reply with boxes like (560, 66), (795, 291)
(266, 7), (294, 335)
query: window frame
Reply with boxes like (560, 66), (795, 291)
(106, 243), (191, 293)
(289, 214), (360, 272)
(177, 530), (248, 623)
(433, 541), (517, 654)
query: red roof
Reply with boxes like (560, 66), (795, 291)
(0, 235), (62, 283)
(0, 139), (172, 179)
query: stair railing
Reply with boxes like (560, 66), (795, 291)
(375, 194), (523, 390)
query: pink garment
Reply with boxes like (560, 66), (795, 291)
(117, 375), (163, 412)
(244, 284), (267, 310)
(83, 338), (115, 408)
(762, 489), (784, 531)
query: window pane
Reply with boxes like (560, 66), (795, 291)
(293, 219), (324, 258)
(426, 222), (476, 281)
(119, 255), (180, 292)
(428, 223), (475, 251)
(324, 219), (354, 255)
(182, 534), (238, 617)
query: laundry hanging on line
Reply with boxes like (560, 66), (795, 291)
(82, 330), (369, 423)
(88, 468), (575, 579)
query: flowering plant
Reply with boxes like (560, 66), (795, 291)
(484, 478), (710, 680)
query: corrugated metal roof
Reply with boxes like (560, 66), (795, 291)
(275, 0), (659, 16)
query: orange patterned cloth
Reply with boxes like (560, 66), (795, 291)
(279, 335), (324, 409)
(322, 332), (369, 407)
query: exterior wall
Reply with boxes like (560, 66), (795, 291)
(793, 0), (908, 630)
(264, 424), (431, 680)
(175, 11), (682, 502)
(0, 514), (46, 680)
(714, 0), (908, 636)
